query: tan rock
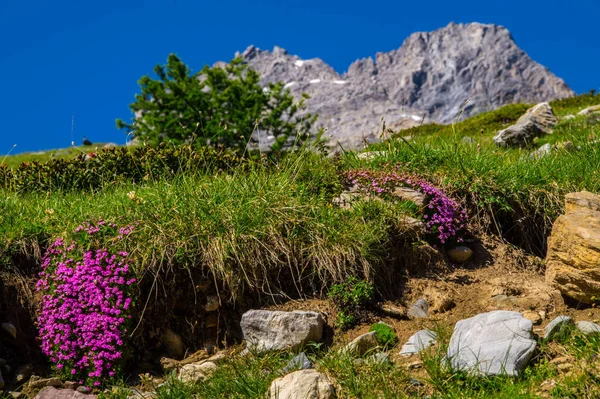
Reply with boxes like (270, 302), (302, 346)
(545, 192), (600, 304)
(391, 187), (426, 208)
(267, 370), (335, 399)
(344, 332), (379, 357)
(578, 105), (600, 116)
(447, 246), (473, 263)
(565, 190), (600, 214)
(522, 310), (542, 325)
(178, 361), (217, 384)
(379, 303), (406, 319)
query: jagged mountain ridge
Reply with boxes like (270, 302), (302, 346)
(227, 22), (573, 149)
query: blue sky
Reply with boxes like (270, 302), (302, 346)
(1, 0), (598, 154)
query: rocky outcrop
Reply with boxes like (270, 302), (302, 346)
(240, 310), (324, 353)
(232, 23), (573, 149)
(493, 102), (558, 147)
(446, 311), (536, 376)
(545, 191), (600, 304)
(267, 369), (336, 399)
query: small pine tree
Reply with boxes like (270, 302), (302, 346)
(117, 54), (317, 152)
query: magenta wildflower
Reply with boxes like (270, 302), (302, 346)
(344, 169), (468, 244)
(36, 220), (136, 387)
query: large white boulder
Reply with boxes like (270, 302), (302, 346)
(446, 310), (536, 376)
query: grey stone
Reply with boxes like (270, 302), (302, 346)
(577, 321), (600, 335)
(446, 310), (536, 376)
(408, 298), (429, 319)
(344, 332), (378, 357)
(400, 330), (438, 356)
(462, 136), (476, 144)
(368, 352), (390, 366)
(267, 370), (335, 399)
(35, 387), (96, 399)
(494, 102), (559, 148)
(544, 316), (574, 340)
(241, 310), (324, 353)
(282, 352), (313, 373)
(226, 23), (572, 150)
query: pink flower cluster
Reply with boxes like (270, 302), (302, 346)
(345, 169), (468, 244)
(36, 221), (136, 387)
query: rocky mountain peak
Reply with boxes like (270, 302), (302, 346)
(226, 22), (574, 149)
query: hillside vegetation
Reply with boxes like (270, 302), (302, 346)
(1, 92), (600, 397)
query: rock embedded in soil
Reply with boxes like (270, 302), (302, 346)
(379, 303), (407, 319)
(447, 246), (473, 264)
(544, 316), (574, 340)
(446, 310), (536, 376)
(493, 102), (558, 147)
(577, 321), (600, 335)
(565, 190), (600, 214)
(399, 330), (437, 356)
(1, 322), (16, 339)
(267, 369), (335, 399)
(178, 361), (217, 384)
(344, 331), (379, 357)
(282, 352), (313, 374)
(28, 376), (62, 389)
(545, 191), (600, 304)
(521, 310), (542, 325)
(34, 387), (96, 399)
(241, 310), (325, 353)
(161, 329), (185, 359)
(13, 363), (33, 384)
(407, 298), (429, 319)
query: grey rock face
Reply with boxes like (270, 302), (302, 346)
(241, 310), (324, 353)
(232, 23), (573, 149)
(544, 316), (574, 340)
(400, 330), (437, 356)
(577, 321), (600, 335)
(446, 310), (536, 376)
(493, 102), (559, 147)
(282, 352), (313, 373)
(407, 298), (429, 319)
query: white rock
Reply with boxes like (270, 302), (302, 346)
(446, 310), (536, 376)
(267, 369), (335, 399)
(577, 321), (600, 335)
(241, 310), (324, 353)
(400, 330), (437, 356)
(544, 316), (574, 340)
